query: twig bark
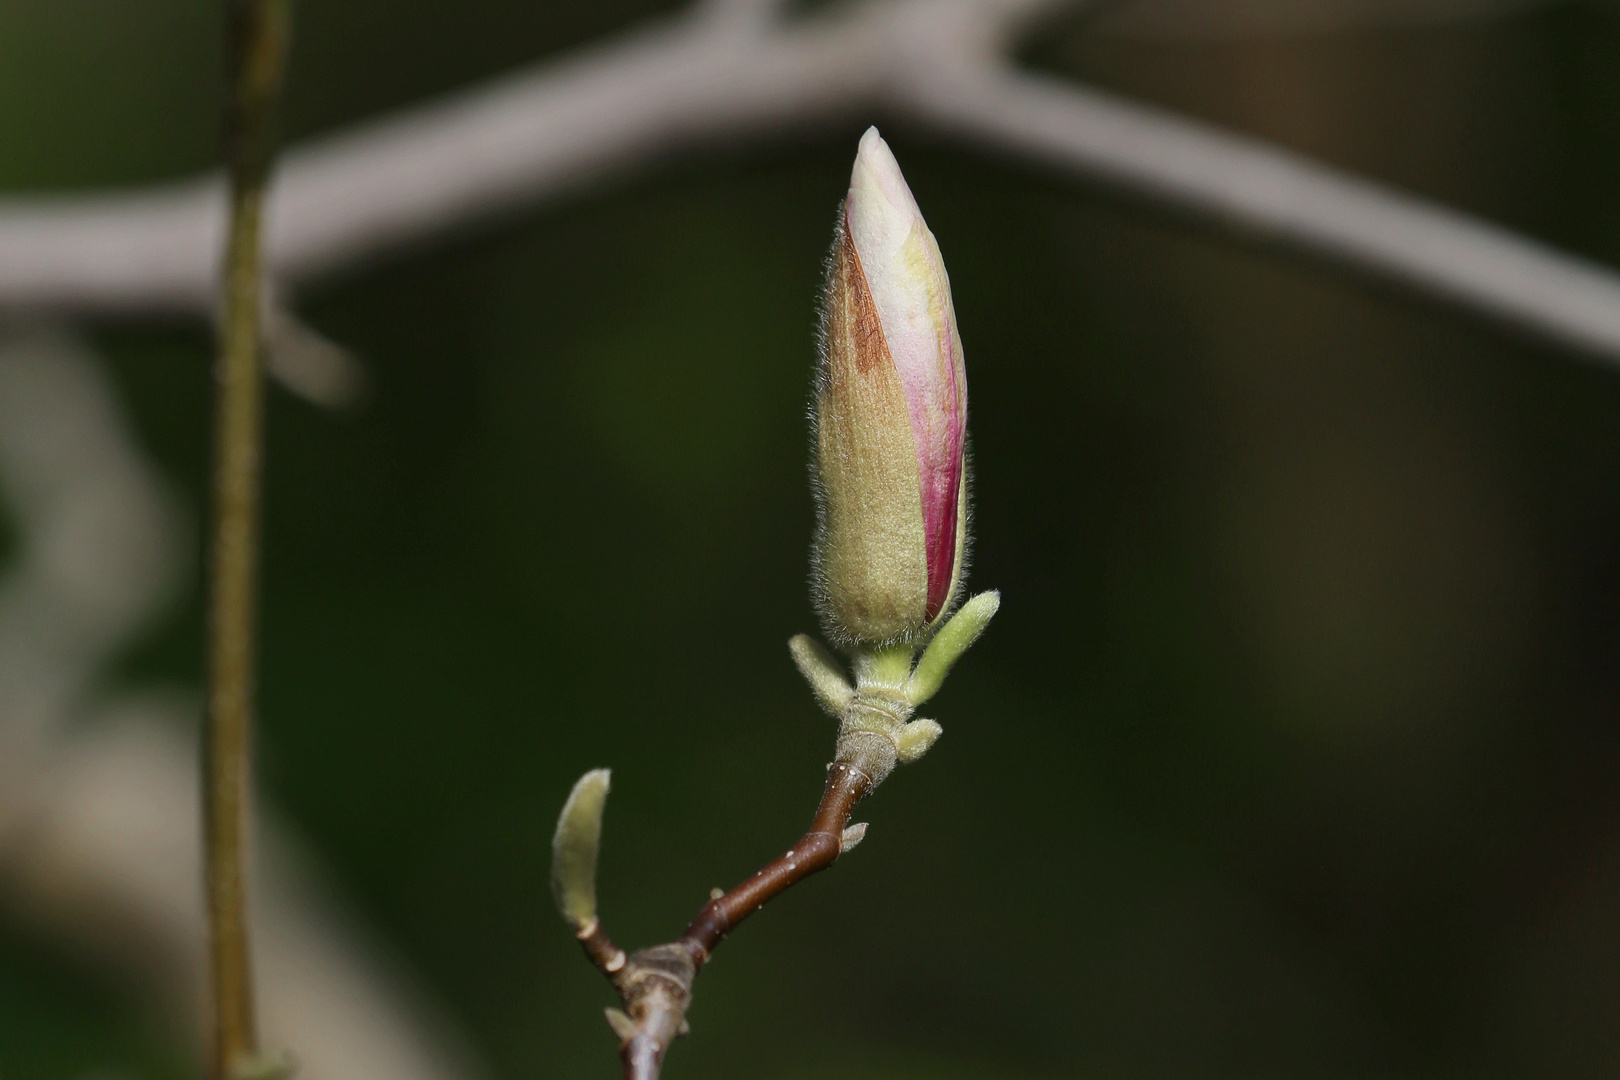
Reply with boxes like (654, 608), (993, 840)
(678, 761), (870, 961)
(577, 760), (873, 1080)
(204, 1), (292, 1077)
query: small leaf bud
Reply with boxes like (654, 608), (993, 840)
(789, 633), (855, 716)
(895, 718), (943, 763)
(840, 822), (869, 852)
(551, 768), (611, 932)
(605, 1008), (637, 1044)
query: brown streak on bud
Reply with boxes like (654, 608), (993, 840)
(839, 227), (889, 376)
(814, 218), (929, 644)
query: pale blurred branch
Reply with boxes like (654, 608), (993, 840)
(0, 328), (484, 1080)
(901, 67), (1620, 358)
(2, 0), (1620, 398)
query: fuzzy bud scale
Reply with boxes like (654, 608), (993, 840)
(813, 128), (969, 646)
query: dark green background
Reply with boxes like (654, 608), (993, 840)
(6, 1), (1620, 1076)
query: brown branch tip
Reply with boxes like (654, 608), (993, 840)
(549, 597), (999, 1077)
(560, 753), (878, 1080)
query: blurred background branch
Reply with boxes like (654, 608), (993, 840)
(3, 0), (1620, 405)
(0, 329), (486, 1080)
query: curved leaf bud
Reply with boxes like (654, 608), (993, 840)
(813, 127), (969, 646)
(906, 590), (1000, 706)
(895, 718), (943, 763)
(789, 633), (856, 716)
(551, 768), (611, 932)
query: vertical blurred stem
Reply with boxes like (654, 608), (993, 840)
(205, 1), (291, 1077)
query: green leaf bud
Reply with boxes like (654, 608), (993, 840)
(895, 718), (943, 763)
(789, 633), (855, 717)
(551, 768), (611, 932)
(906, 590), (999, 706)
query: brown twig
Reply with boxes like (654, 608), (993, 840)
(679, 760), (870, 961)
(578, 759), (873, 1080)
(204, 1), (292, 1078)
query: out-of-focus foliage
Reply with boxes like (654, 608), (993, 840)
(6, 2), (1620, 1078)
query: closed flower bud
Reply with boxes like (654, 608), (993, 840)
(813, 128), (969, 646)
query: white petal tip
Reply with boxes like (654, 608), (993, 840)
(853, 128), (904, 187)
(847, 127), (924, 264)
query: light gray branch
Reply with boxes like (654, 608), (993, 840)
(3, 0), (1620, 370)
(0, 2), (904, 317)
(899, 66), (1620, 358)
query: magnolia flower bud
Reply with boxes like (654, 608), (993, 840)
(813, 127), (969, 646)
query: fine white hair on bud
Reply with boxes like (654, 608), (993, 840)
(813, 127), (969, 648)
(551, 768), (611, 932)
